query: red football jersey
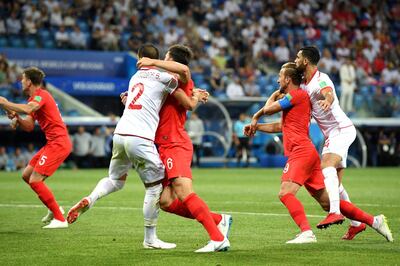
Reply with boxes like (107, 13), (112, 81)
(155, 79), (194, 144)
(280, 89), (315, 158)
(28, 88), (69, 142)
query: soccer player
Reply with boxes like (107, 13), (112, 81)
(136, 45), (232, 253)
(0, 67), (72, 229)
(246, 63), (393, 243)
(67, 44), (208, 249)
(295, 46), (366, 238)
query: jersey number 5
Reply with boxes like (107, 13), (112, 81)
(128, 83), (144, 110)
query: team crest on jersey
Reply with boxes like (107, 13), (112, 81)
(283, 163), (289, 173)
(319, 81), (327, 88)
(34, 96), (42, 102)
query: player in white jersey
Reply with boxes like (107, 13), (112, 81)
(295, 46), (367, 239)
(67, 44), (208, 249)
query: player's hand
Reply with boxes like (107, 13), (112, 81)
(120, 91), (128, 105)
(10, 117), (18, 130)
(136, 57), (155, 69)
(6, 110), (17, 119)
(193, 88), (209, 103)
(317, 99), (332, 111)
(0, 96), (7, 106)
(249, 118), (258, 136)
(243, 124), (255, 137)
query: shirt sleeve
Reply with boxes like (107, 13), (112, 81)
(29, 93), (45, 109)
(318, 75), (335, 94)
(159, 72), (178, 94)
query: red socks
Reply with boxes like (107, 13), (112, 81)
(183, 193), (224, 241)
(165, 198), (222, 224)
(29, 181), (65, 222)
(340, 200), (374, 226)
(280, 193), (311, 232)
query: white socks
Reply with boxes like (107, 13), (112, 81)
(322, 167), (340, 214)
(143, 184), (162, 244)
(88, 177), (125, 208)
(339, 183), (361, 227)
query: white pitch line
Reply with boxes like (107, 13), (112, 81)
(0, 203), (323, 218)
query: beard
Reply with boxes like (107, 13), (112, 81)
(296, 62), (306, 73)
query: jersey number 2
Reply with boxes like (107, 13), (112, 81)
(128, 83), (144, 110)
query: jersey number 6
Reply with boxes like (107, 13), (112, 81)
(128, 83), (144, 110)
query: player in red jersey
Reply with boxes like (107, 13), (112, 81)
(137, 45), (231, 252)
(245, 63), (393, 243)
(0, 67), (72, 229)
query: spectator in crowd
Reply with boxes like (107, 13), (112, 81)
(73, 126), (92, 168)
(6, 12), (22, 35)
(243, 75), (261, 97)
(185, 112), (204, 167)
(55, 25), (69, 49)
(90, 127), (107, 168)
(23, 143), (36, 163)
(233, 113), (252, 167)
(378, 130), (398, 166)
(69, 26), (87, 50)
(372, 87), (397, 117)
(226, 75), (245, 99)
(339, 56), (356, 114)
(0, 146), (8, 170)
(12, 147), (26, 171)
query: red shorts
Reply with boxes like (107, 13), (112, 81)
(158, 142), (193, 182)
(281, 151), (325, 196)
(29, 140), (72, 177)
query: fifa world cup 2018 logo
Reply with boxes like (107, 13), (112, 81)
(283, 163), (289, 173)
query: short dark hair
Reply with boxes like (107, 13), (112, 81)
(23, 67), (45, 86)
(168, 44), (193, 66)
(138, 44), (159, 59)
(282, 62), (302, 85)
(299, 46), (320, 65)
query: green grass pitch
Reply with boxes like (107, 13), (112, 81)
(1, 168), (399, 265)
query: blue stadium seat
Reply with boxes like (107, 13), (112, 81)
(0, 36), (8, 47)
(43, 39), (55, 49)
(8, 36), (24, 48)
(77, 20), (90, 33)
(25, 37), (37, 48)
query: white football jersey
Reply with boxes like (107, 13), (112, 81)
(300, 70), (353, 136)
(115, 67), (177, 140)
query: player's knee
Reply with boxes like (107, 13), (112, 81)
(21, 175), (30, 184)
(111, 179), (125, 190)
(278, 191), (288, 199)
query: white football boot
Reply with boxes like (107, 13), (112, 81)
(143, 239), (177, 249)
(217, 214), (233, 239)
(373, 215), (394, 242)
(41, 206), (65, 224)
(195, 237), (230, 253)
(42, 218), (68, 229)
(286, 230), (317, 244)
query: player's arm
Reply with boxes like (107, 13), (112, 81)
(0, 97), (40, 115)
(244, 122), (281, 136)
(265, 89), (285, 107)
(318, 87), (334, 111)
(137, 57), (190, 84)
(172, 88), (208, 111)
(14, 114), (35, 132)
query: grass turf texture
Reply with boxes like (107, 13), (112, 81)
(0, 168), (399, 265)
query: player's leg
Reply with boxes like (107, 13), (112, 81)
(171, 177), (229, 252)
(27, 144), (70, 229)
(337, 168), (365, 240)
(67, 135), (129, 224)
(279, 181), (316, 244)
(28, 171), (67, 228)
(131, 137), (176, 249)
(160, 185), (232, 239)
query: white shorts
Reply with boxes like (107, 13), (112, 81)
(322, 126), (356, 168)
(108, 134), (165, 185)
